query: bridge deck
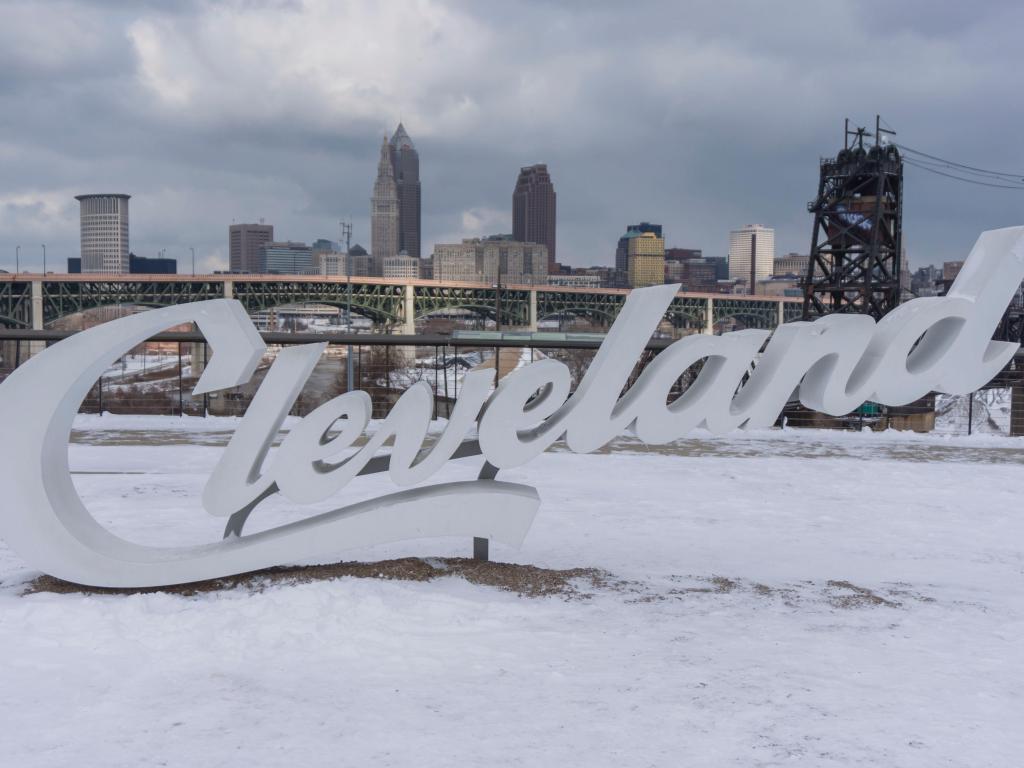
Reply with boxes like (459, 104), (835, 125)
(0, 273), (802, 304)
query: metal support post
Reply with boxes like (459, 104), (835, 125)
(473, 537), (489, 561)
(29, 280), (45, 357)
(442, 345), (449, 413)
(177, 342), (184, 417)
(202, 343), (209, 416)
(344, 220), (354, 392)
(402, 284), (416, 335)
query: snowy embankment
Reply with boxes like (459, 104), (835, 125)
(0, 417), (1022, 766)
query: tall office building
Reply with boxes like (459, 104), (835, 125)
(773, 252), (810, 277)
(311, 239), (341, 275)
(665, 247), (702, 263)
(311, 238), (338, 255)
(229, 223), (274, 273)
(76, 194), (130, 273)
(432, 242), (480, 282)
(616, 223), (663, 273)
(318, 245), (374, 277)
(728, 224), (775, 287)
(664, 259), (717, 293)
(431, 238), (548, 284)
(627, 231), (666, 288)
(371, 137), (400, 260)
(129, 253), (176, 274)
(389, 123), (421, 259)
(261, 241), (314, 274)
(614, 223), (663, 287)
(512, 164), (557, 271)
(705, 256), (729, 281)
(380, 255), (421, 280)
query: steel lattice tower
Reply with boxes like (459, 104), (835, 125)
(802, 117), (903, 320)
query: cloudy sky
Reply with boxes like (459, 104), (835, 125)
(1, 0), (1022, 274)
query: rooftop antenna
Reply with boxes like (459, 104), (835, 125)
(875, 114), (896, 147)
(845, 118), (871, 151)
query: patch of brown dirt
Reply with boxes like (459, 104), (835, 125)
(23, 558), (612, 600)
(825, 580), (900, 609)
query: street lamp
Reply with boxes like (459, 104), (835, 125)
(340, 220), (354, 392)
(41, 244), (46, 274)
(15, 245), (20, 273)
(190, 247), (196, 276)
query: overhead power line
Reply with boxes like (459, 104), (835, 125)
(895, 142), (1024, 183)
(904, 153), (1024, 183)
(902, 157), (1024, 190)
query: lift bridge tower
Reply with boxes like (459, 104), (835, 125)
(802, 116), (903, 320)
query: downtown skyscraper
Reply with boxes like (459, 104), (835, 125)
(513, 164), (557, 271)
(389, 123), (421, 258)
(229, 222), (273, 273)
(728, 224), (775, 288)
(371, 136), (399, 260)
(76, 194), (130, 273)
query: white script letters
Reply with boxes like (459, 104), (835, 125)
(0, 227), (1021, 587)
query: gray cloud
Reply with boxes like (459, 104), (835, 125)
(0, 0), (1022, 274)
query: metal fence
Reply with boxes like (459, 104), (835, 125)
(2, 328), (1022, 438)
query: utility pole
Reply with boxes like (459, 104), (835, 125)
(341, 220), (354, 392)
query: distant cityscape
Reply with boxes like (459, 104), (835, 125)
(53, 123), (964, 298)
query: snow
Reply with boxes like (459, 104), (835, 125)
(389, 347), (544, 394)
(1, 417), (1022, 766)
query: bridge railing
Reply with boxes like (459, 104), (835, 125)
(0, 328), (1021, 438)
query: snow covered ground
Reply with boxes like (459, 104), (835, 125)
(1, 416), (1022, 766)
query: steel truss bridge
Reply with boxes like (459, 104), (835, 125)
(0, 274), (802, 333)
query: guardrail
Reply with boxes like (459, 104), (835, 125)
(1, 328), (1021, 437)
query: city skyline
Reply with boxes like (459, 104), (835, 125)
(1, 2), (1023, 275)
